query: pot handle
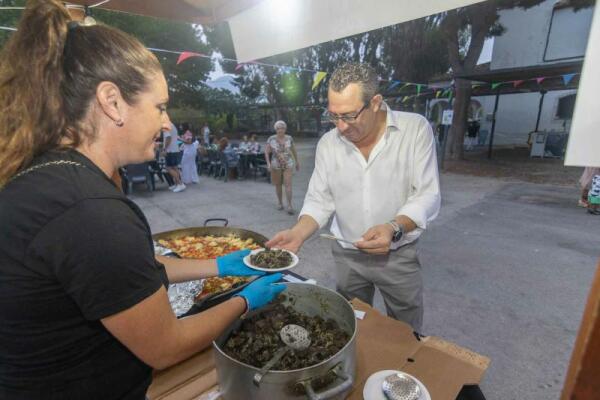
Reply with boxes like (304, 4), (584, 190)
(302, 364), (353, 400)
(203, 218), (229, 227)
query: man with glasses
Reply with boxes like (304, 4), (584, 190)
(266, 63), (440, 331)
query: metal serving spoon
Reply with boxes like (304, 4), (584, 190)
(253, 324), (311, 386)
(382, 372), (421, 400)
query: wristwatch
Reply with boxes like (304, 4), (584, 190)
(387, 220), (404, 243)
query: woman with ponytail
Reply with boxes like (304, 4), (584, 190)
(0, 2), (284, 399)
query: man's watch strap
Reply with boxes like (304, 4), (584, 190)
(387, 220), (404, 242)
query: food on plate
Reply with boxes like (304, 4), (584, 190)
(224, 298), (350, 370)
(158, 234), (260, 259)
(250, 249), (293, 269)
(194, 276), (251, 301)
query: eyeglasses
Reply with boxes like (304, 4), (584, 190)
(326, 102), (369, 124)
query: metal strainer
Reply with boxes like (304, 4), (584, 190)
(253, 324), (311, 386)
(382, 372), (421, 400)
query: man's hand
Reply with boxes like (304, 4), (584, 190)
(354, 224), (394, 255)
(266, 229), (304, 254)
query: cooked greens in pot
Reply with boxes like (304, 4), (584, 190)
(224, 299), (350, 370)
(250, 249), (293, 269)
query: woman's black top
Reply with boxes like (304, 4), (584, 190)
(0, 150), (168, 400)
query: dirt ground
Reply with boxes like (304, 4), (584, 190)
(442, 146), (584, 187)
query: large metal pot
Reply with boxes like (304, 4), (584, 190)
(152, 218), (268, 246)
(213, 283), (357, 400)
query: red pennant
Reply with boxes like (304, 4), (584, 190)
(535, 77), (546, 85)
(234, 60), (257, 72)
(176, 51), (203, 65)
(513, 80), (525, 88)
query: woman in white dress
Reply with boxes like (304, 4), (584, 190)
(180, 131), (200, 184)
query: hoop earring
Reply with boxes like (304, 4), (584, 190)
(115, 119), (124, 127)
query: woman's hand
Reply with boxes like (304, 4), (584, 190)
(235, 273), (286, 311)
(216, 250), (264, 277)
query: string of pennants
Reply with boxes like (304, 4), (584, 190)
(0, 25), (583, 97)
(149, 48), (329, 90)
(384, 72), (580, 104)
(150, 47), (579, 99)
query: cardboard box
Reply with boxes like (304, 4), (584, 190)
(148, 299), (490, 400)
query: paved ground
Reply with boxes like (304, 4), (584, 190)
(131, 138), (600, 400)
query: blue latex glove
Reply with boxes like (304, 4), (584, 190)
(235, 273), (286, 311)
(217, 249), (264, 277)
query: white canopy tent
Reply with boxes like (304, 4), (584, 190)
(227, 0), (486, 62)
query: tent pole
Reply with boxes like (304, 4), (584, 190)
(488, 89), (501, 159)
(534, 89), (547, 132)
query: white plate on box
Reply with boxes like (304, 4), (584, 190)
(243, 248), (299, 272)
(363, 370), (430, 400)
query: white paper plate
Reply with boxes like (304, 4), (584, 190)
(362, 370), (431, 400)
(243, 248), (299, 272)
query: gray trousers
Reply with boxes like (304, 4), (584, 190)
(331, 241), (423, 332)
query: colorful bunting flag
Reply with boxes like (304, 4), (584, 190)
(491, 82), (502, 90)
(435, 90), (442, 98)
(535, 77), (546, 85)
(176, 51), (203, 65)
(312, 71), (327, 90)
(562, 73), (576, 86)
(416, 84), (423, 95)
(513, 80), (525, 88)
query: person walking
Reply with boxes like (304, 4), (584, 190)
(163, 122), (185, 192)
(265, 121), (299, 214)
(266, 63), (440, 331)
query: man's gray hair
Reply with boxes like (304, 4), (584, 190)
(329, 63), (379, 103)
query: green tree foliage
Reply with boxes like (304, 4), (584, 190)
(0, 0), (24, 46)
(0, 2), (213, 110)
(205, 17), (450, 132)
(92, 9), (212, 109)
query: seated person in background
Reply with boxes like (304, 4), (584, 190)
(248, 134), (261, 153)
(219, 137), (240, 167)
(238, 135), (250, 152)
(207, 135), (219, 151)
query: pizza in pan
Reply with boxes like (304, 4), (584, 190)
(194, 276), (251, 301)
(158, 234), (260, 259)
(158, 234), (261, 302)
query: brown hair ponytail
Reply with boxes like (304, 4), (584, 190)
(0, 0), (70, 187)
(0, 0), (162, 187)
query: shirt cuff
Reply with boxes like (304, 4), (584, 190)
(397, 203), (428, 230)
(299, 204), (331, 229)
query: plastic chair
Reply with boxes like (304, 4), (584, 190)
(123, 163), (154, 194)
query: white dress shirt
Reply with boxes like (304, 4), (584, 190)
(299, 104), (441, 250)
